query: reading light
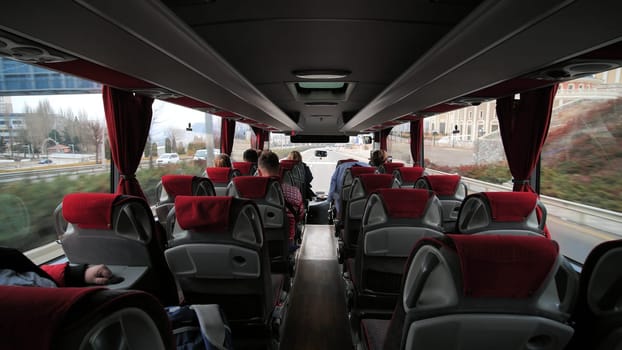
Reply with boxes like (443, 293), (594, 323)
(293, 70), (350, 79)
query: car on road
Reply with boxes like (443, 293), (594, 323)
(38, 159), (52, 164)
(156, 153), (180, 165)
(193, 149), (207, 161)
(315, 150), (327, 158)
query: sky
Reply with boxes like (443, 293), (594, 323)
(9, 94), (214, 143)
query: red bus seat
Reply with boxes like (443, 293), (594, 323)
(154, 175), (215, 230)
(361, 234), (577, 350)
(345, 188), (444, 322)
(392, 166), (425, 188)
(232, 161), (257, 176)
(57, 193), (178, 305)
(227, 176), (291, 276)
(414, 174), (468, 231)
(340, 174), (396, 262)
(205, 167), (241, 195)
(0, 286), (173, 350)
(456, 191), (547, 236)
(377, 162), (404, 174)
(165, 196), (288, 348)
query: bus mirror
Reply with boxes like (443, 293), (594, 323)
(362, 136), (372, 144)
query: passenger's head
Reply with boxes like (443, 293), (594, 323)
(213, 154), (232, 168)
(370, 149), (388, 167)
(243, 148), (259, 163)
(257, 151), (280, 177)
(287, 150), (302, 162)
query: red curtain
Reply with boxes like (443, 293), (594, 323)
(410, 119), (423, 166)
(220, 118), (236, 155)
(376, 127), (393, 151)
(496, 84), (558, 192)
(251, 126), (269, 150)
(102, 86), (153, 199)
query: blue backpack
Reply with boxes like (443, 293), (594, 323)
(166, 304), (234, 350)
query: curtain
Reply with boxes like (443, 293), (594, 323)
(251, 126), (269, 150)
(410, 119), (423, 166)
(102, 86), (153, 199)
(220, 118), (236, 155)
(496, 84), (558, 192)
(375, 127), (393, 151)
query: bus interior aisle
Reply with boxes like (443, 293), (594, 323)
(280, 224), (354, 350)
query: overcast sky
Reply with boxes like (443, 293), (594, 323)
(9, 94), (214, 143)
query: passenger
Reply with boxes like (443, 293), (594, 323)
(243, 148), (259, 175)
(243, 148), (259, 164)
(258, 151), (304, 251)
(0, 247), (111, 287)
(287, 150), (314, 200)
(326, 149), (388, 217)
(213, 153), (232, 168)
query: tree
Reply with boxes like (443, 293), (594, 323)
(23, 100), (56, 157)
(86, 120), (105, 164)
(165, 138), (172, 153)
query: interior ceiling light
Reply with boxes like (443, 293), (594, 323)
(293, 70), (351, 80)
(304, 102), (338, 106)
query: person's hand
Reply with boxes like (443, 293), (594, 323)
(85, 264), (112, 285)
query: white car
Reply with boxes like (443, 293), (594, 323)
(156, 153), (180, 165)
(193, 149), (207, 161)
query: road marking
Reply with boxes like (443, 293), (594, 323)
(548, 215), (618, 241)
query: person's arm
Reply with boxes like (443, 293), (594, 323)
(40, 263), (111, 287)
(40, 263), (71, 287)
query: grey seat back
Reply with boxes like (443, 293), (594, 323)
(165, 196), (275, 322)
(356, 188), (443, 297)
(383, 234), (578, 350)
(56, 192), (179, 305)
(414, 174), (467, 231)
(568, 239), (622, 350)
(227, 176), (290, 273)
(456, 191), (547, 236)
(154, 174), (215, 229)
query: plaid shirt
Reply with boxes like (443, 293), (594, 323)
(281, 183), (304, 240)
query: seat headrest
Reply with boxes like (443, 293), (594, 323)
(0, 286), (106, 350)
(358, 174), (394, 193)
(418, 175), (462, 197)
(381, 162), (404, 173)
(206, 167), (232, 183)
(350, 166), (376, 177)
(457, 192), (544, 234)
(161, 174), (194, 197)
(448, 234), (559, 298)
(377, 188), (434, 218)
(62, 193), (122, 229)
(232, 161), (253, 176)
(232, 176), (271, 199)
(483, 192), (538, 222)
(279, 160), (297, 170)
(395, 166), (425, 183)
(175, 196), (232, 231)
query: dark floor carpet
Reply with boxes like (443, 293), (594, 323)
(279, 259), (354, 350)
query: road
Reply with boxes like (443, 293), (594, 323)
(300, 147), (617, 264)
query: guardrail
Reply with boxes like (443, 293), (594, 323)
(427, 169), (622, 236)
